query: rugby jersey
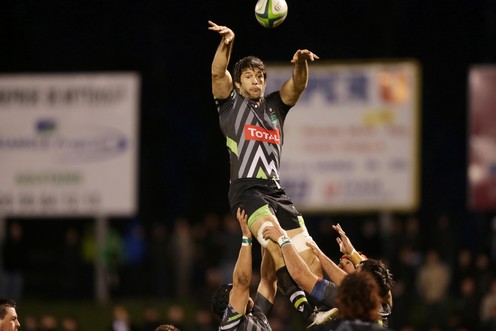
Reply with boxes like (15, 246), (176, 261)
(215, 89), (291, 182)
(218, 303), (272, 331)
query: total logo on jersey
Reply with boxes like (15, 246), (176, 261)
(244, 124), (281, 144)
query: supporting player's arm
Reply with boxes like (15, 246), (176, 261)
(208, 20), (234, 99)
(263, 223), (319, 293)
(229, 208), (253, 315)
(280, 49), (319, 106)
(306, 240), (347, 285)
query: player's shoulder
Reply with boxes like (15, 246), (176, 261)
(215, 89), (239, 112)
(264, 90), (281, 101)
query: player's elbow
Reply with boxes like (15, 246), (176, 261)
(234, 272), (251, 288)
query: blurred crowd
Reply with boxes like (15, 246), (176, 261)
(1, 211), (496, 331)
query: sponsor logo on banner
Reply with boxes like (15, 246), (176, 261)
(265, 61), (419, 212)
(0, 118), (128, 164)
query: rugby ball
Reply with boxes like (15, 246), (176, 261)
(255, 0), (288, 28)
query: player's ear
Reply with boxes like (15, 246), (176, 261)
(234, 81), (241, 89)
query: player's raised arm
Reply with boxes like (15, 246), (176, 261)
(208, 20), (234, 99)
(229, 208), (253, 315)
(280, 49), (319, 106)
(332, 223), (366, 267)
(306, 240), (347, 285)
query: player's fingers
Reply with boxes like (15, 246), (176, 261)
(309, 53), (319, 61)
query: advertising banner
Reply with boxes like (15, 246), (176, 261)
(468, 66), (496, 210)
(266, 61), (420, 212)
(0, 73), (139, 216)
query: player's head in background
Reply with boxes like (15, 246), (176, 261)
(211, 283), (234, 320)
(358, 259), (394, 300)
(335, 272), (381, 322)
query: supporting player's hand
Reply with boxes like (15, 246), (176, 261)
(290, 49), (319, 64)
(262, 223), (284, 242)
(208, 20), (235, 45)
(306, 239), (323, 257)
(236, 207), (252, 239)
(332, 223), (356, 255)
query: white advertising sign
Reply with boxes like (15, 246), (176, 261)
(0, 73), (139, 216)
(267, 61), (420, 212)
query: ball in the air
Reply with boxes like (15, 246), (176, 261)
(254, 0), (288, 28)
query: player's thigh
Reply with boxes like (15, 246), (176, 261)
(249, 215), (286, 269)
(286, 227), (323, 278)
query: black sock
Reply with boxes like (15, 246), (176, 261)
(276, 266), (313, 321)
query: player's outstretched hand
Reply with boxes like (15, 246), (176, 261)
(332, 223), (355, 255)
(208, 20), (235, 44)
(291, 49), (319, 64)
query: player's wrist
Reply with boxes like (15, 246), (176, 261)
(242, 236), (252, 246)
(277, 234), (291, 248)
(349, 249), (363, 267)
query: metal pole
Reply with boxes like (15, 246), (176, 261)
(95, 215), (109, 303)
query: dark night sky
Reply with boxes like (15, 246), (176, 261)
(1, 0), (495, 223)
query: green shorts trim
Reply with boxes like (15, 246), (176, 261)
(248, 204), (272, 230)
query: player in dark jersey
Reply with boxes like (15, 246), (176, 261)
(211, 208), (276, 331)
(208, 20), (324, 325)
(308, 224), (395, 328)
(313, 272), (393, 331)
(262, 220), (394, 328)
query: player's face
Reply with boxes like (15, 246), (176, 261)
(0, 307), (21, 331)
(236, 68), (266, 101)
(339, 258), (356, 274)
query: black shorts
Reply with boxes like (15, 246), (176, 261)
(228, 178), (305, 231)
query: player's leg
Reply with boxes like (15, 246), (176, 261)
(255, 248), (277, 317)
(249, 212), (314, 322)
(285, 227), (323, 279)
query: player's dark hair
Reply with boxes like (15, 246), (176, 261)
(335, 272), (380, 321)
(211, 283), (233, 320)
(0, 298), (16, 319)
(155, 324), (180, 331)
(359, 259), (395, 298)
(233, 56), (267, 85)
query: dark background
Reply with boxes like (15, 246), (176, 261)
(1, 2), (496, 330)
(1, 1), (495, 220)
(1, 0), (496, 308)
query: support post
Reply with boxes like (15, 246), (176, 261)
(95, 215), (109, 304)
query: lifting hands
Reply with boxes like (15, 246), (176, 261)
(208, 20), (235, 44)
(332, 223), (356, 255)
(236, 208), (252, 240)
